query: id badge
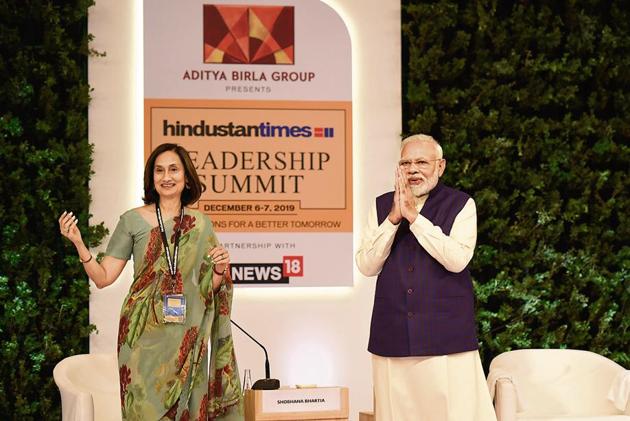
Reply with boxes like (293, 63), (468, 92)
(163, 294), (186, 323)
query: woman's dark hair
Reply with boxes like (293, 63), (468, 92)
(143, 143), (206, 206)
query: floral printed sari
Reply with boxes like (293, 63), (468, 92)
(107, 208), (243, 420)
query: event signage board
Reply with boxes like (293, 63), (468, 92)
(261, 387), (342, 413)
(145, 0), (352, 286)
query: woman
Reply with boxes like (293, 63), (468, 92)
(59, 143), (243, 420)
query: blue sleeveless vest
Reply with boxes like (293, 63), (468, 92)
(368, 183), (479, 356)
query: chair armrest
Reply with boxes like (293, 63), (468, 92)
(53, 358), (95, 421)
(494, 377), (518, 421)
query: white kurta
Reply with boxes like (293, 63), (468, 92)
(356, 194), (497, 421)
(356, 195), (477, 276)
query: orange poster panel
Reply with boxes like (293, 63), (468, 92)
(144, 99), (352, 233)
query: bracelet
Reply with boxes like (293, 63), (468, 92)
(213, 265), (226, 276)
(80, 254), (93, 264)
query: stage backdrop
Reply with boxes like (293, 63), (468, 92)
(145, 0), (352, 286)
(90, 0), (401, 417)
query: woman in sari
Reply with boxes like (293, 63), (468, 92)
(59, 143), (243, 420)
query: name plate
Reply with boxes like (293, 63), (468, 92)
(261, 387), (342, 413)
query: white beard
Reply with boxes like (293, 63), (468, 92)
(410, 168), (439, 198)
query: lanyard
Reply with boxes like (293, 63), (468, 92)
(155, 202), (185, 279)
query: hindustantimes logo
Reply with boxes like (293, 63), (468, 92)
(163, 119), (335, 139)
(203, 5), (294, 65)
(231, 256), (303, 284)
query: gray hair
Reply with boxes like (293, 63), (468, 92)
(400, 134), (443, 159)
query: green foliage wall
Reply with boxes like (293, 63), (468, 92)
(402, 0), (629, 368)
(0, 1), (104, 418)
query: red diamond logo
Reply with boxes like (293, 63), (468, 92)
(203, 5), (294, 64)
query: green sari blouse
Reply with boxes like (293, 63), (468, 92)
(106, 208), (243, 420)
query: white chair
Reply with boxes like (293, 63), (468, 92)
(53, 353), (121, 421)
(488, 349), (630, 421)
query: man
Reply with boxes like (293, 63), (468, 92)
(356, 134), (496, 421)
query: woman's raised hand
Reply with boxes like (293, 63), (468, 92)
(208, 246), (230, 275)
(59, 211), (83, 245)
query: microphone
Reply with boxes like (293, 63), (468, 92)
(230, 319), (280, 390)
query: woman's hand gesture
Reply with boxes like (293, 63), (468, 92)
(208, 246), (230, 276)
(59, 211), (83, 245)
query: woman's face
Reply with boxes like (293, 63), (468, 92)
(153, 150), (186, 202)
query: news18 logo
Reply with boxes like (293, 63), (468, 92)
(231, 256), (303, 284)
(203, 5), (294, 64)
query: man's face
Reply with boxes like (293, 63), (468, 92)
(399, 141), (445, 197)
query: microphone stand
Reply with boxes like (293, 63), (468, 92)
(231, 319), (280, 390)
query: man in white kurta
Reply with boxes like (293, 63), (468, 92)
(356, 134), (496, 421)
